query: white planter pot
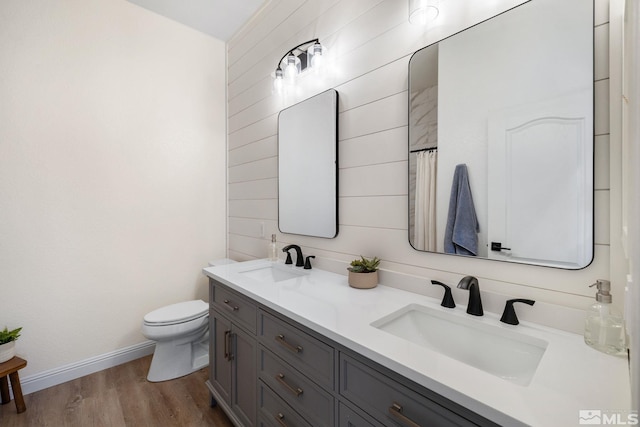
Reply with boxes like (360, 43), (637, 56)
(0, 341), (16, 363)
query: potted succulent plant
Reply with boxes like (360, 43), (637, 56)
(0, 326), (22, 363)
(347, 256), (381, 289)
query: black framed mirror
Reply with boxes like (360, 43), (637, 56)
(278, 89), (339, 238)
(408, 0), (594, 269)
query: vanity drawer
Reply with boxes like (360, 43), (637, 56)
(340, 354), (491, 427)
(258, 346), (334, 427)
(211, 280), (257, 334)
(339, 403), (383, 427)
(258, 310), (334, 390)
(258, 381), (313, 427)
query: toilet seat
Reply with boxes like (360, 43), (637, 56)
(144, 300), (208, 326)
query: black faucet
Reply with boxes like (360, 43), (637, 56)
(430, 280), (456, 308)
(500, 299), (535, 325)
(282, 244), (304, 267)
(457, 276), (483, 316)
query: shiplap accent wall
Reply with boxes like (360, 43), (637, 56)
(227, 0), (618, 312)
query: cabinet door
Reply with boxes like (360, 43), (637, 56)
(232, 325), (257, 427)
(211, 312), (232, 405)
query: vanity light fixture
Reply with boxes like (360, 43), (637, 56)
(273, 39), (325, 93)
(409, 0), (440, 25)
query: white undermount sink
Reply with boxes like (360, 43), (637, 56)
(371, 304), (548, 386)
(239, 263), (305, 283)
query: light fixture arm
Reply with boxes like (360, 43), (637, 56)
(275, 38), (320, 71)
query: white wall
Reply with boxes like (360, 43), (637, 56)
(0, 0), (227, 377)
(227, 0), (623, 319)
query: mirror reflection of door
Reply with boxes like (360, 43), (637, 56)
(487, 93), (593, 268)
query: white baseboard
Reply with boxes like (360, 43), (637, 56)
(16, 341), (155, 396)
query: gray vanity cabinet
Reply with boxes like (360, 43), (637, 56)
(207, 279), (498, 427)
(208, 281), (257, 427)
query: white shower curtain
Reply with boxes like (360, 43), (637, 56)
(414, 150), (437, 251)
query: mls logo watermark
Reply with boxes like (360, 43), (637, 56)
(580, 410), (603, 425)
(579, 410), (639, 425)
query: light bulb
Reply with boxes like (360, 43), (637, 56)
(273, 68), (284, 94)
(308, 42), (325, 69)
(283, 53), (301, 83)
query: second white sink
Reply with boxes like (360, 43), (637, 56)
(371, 304), (547, 386)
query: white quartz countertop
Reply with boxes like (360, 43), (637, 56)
(203, 260), (631, 427)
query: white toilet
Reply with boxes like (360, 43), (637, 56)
(142, 299), (209, 382)
(142, 258), (236, 382)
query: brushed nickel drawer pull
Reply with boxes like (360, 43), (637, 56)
(274, 412), (287, 427)
(275, 334), (303, 354)
(275, 373), (303, 397)
(389, 402), (421, 427)
(223, 299), (239, 312)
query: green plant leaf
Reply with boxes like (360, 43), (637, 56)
(347, 255), (380, 273)
(0, 327), (22, 345)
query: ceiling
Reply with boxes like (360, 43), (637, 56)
(126, 0), (267, 41)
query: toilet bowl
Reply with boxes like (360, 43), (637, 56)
(142, 258), (236, 382)
(142, 300), (209, 382)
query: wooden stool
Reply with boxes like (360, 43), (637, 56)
(0, 357), (27, 413)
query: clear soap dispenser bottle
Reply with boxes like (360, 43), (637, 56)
(268, 234), (278, 261)
(584, 279), (626, 356)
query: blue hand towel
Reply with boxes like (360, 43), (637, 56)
(444, 164), (479, 256)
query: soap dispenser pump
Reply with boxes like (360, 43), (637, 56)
(584, 279), (626, 356)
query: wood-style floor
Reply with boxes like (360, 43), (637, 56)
(0, 355), (234, 427)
